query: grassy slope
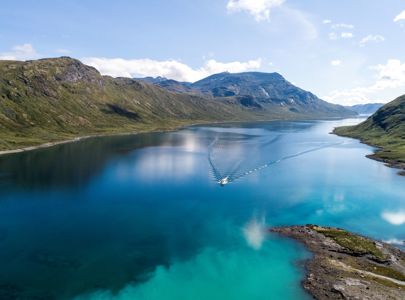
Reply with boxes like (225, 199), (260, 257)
(0, 57), (353, 151)
(0, 57), (251, 150)
(334, 95), (405, 173)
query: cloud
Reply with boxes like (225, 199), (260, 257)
(382, 211), (405, 225)
(341, 32), (354, 39)
(394, 10), (405, 22)
(0, 43), (39, 60)
(371, 59), (405, 90)
(226, 1), (317, 40)
(331, 60), (341, 66)
(331, 23), (354, 29)
(329, 32), (353, 40)
(359, 34), (385, 47)
(226, 0), (285, 22)
(83, 57), (262, 82)
(280, 6), (318, 40)
(327, 22), (355, 40)
(323, 19), (332, 24)
(324, 59), (405, 105)
(329, 32), (338, 40)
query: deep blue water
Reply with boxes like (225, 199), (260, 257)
(0, 119), (404, 299)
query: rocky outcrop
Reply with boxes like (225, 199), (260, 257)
(271, 225), (405, 300)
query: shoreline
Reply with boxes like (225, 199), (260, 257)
(332, 129), (405, 177)
(0, 136), (91, 156)
(0, 127), (179, 157)
(271, 225), (405, 300)
(0, 116), (351, 157)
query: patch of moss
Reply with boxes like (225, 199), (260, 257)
(346, 259), (405, 282)
(312, 227), (386, 260)
(363, 264), (405, 281)
(369, 276), (404, 289)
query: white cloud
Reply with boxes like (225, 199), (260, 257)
(281, 6), (318, 40)
(329, 32), (338, 40)
(323, 19), (332, 24)
(359, 34), (385, 47)
(331, 60), (341, 66)
(382, 211), (405, 226)
(324, 59), (405, 105)
(226, 0), (285, 22)
(83, 57), (262, 82)
(0, 43), (39, 60)
(331, 23), (354, 29)
(394, 10), (405, 22)
(341, 32), (354, 39)
(327, 22), (355, 40)
(324, 89), (367, 105)
(371, 59), (405, 90)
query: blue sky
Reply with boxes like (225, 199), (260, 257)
(1, 0), (405, 105)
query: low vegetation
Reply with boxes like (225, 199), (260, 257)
(311, 226), (385, 260)
(334, 94), (405, 174)
(272, 225), (405, 299)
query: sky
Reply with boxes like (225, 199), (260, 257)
(1, 0), (405, 105)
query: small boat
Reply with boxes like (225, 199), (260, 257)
(219, 176), (229, 186)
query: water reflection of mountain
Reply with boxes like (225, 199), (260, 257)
(0, 133), (185, 191)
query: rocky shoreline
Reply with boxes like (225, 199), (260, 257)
(271, 225), (405, 299)
(366, 153), (405, 177)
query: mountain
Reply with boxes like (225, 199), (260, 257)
(334, 95), (405, 175)
(136, 77), (197, 94)
(146, 72), (355, 117)
(0, 57), (254, 151)
(346, 103), (384, 115)
(0, 57), (354, 151)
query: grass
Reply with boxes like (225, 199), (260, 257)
(362, 264), (405, 281)
(334, 95), (405, 169)
(312, 226), (386, 260)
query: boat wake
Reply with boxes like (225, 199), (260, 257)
(208, 136), (343, 186)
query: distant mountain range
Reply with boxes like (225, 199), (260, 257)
(345, 103), (384, 115)
(138, 71), (354, 117)
(335, 95), (405, 175)
(0, 57), (354, 151)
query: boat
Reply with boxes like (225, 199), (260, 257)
(219, 176), (229, 186)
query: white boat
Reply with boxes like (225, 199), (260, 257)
(219, 176), (229, 186)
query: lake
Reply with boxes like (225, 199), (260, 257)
(0, 118), (404, 299)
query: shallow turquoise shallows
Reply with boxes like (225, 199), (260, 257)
(0, 119), (404, 299)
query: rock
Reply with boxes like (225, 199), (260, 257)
(271, 225), (405, 300)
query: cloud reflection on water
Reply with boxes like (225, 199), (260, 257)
(381, 210), (405, 225)
(242, 216), (267, 250)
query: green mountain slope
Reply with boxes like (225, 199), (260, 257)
(0, 57), (252, 150)
(334, 95), (405, 174)
(0, 57), (354, 151)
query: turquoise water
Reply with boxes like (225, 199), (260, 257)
(0, 119), (404, 299)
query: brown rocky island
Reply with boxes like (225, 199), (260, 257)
(271, 225), (405, 299)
